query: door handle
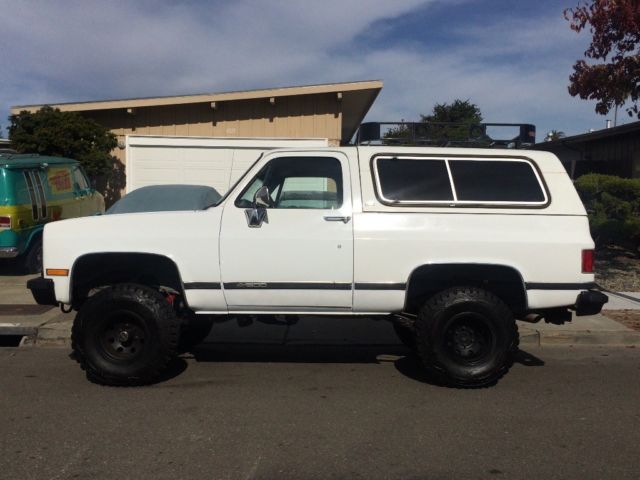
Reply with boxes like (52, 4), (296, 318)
(323, 215), (351, 224)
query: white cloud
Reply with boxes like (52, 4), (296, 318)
(0, 0), (617, 139)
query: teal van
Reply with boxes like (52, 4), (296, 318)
(0, 154), (104, 272)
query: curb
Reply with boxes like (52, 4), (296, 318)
(519, 327), (640, 347)
(11, 325), (640, 349)
(4, 315), (640, 348)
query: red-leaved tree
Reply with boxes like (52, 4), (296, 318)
(565, 1), (640, 118)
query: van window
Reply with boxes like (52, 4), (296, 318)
(72, 166), (90, 190)
(373, 156), (547, 206)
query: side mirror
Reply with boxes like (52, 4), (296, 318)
(253, 185), (271, 208)
(246, 185), (270, 228)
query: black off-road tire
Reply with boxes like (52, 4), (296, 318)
(71, 283), (180, 386)
(23, 237), (43, 274)
(415, 287), (519, 388)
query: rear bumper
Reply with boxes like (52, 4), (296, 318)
(0, 247), (19, 258)
(526, 289), (608, 324)
(574, 290), (608, 316)
(26, 277), (58, 306)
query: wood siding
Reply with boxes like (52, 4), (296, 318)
(85, 93), (342, 166)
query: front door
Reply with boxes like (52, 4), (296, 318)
(219, 152), (353, 311)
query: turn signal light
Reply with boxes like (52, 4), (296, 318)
(46, 269), (69, 277)
(582, 249), (594, 273)
(0, 216), (10, 229)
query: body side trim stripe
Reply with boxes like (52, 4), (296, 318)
(185, 282), (408, 291)
(525, 282), (596, 290)
(184, 282), (221, 290)
(354, 282), (406, 290)
(224, 282), (352, 290)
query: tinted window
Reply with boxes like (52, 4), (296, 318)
(449, 160), (545, 202)
(236, 157), (342, 209)
(376, 158), (453, 202)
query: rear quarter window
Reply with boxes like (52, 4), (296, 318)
(374, 158), (453, 202)
(372, 155), (548, 207)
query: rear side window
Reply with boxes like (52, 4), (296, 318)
(449, 160), (546, 203)
(375, 158), (453, 202)
(373, 156), (547, 206)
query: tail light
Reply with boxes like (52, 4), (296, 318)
(0, 216), (10, 229)
(582, 249), (594, 273)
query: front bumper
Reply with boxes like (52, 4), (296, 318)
(0, 247), (19, 258)
(574, 290), (608, 316)
(27, 277), (58, 306)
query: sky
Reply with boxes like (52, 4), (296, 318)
(0, 0), (631, 142)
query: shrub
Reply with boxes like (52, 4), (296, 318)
(574, 173), (640, 251)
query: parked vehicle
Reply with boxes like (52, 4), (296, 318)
(1, 154), (104, 272)
(106, 184), (221, 215)
(28, 136), (607, 387)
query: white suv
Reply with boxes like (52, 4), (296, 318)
(28, 144), (607, 387)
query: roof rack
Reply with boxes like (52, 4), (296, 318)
(355, 122), (536, 149)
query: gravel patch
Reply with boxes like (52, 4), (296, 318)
(595, 246), (640, 292)
(603, 310), (640, 332)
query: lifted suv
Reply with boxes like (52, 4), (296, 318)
(28, 144), (607, 387)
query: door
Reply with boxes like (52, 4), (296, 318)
(219, 152), (354, 311)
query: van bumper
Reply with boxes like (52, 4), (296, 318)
(27, 277), (58, 306)
(0, 247), (19, 258)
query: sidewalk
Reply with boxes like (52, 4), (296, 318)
(602, 291), (640, 310)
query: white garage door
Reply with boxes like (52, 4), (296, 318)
(125, 135), (329, 194)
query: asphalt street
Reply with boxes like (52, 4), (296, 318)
(1, 344), (639, 480)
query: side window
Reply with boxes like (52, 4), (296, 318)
(72, 166), (90, 191)
(236, 157), (343, 209)
(373, 156), (547, 206)
(375, 157), (453, 202)
(448, 160), (545, 203)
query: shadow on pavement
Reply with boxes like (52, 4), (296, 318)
(393, 348), (546, 387)
(0, 259), (27, 276)
(192, 343), (410, 364)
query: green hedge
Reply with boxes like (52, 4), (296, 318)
(574, 174), (640, 250)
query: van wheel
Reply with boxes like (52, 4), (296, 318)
(415, 287), (518, 388)
(71, 283), (180, 386)
(24, 237), (43, 274)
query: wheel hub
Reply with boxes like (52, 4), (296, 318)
(452, 325), (481, 357)
(100, 316), (146, 360)
(445, 315), (492, 361)
(118, 329), (130, 343)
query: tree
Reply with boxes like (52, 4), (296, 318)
(8, 106), (117, 178)
(384, 99), (484, 144)
(545, 130), (566, 141)
(565, 0), (640, 119)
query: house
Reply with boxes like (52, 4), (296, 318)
(533, 121), (640, 179)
